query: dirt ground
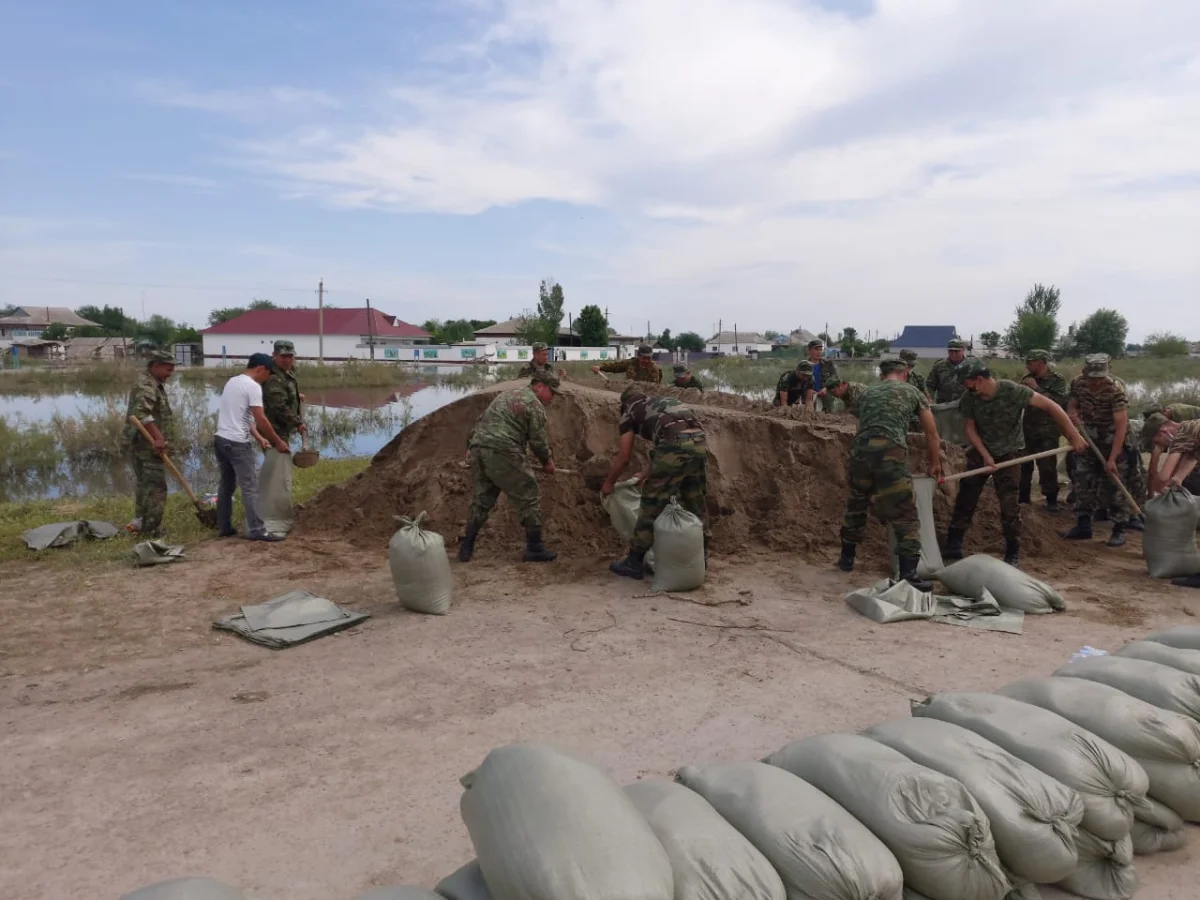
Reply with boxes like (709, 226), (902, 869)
(3, 525), (1200, 900)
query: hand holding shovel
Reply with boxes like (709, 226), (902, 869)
(128, 416), (218, 529)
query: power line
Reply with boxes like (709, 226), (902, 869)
(8, 274), (355, 293)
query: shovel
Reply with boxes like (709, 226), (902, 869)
(1081, 428), (1144, 518)
(939, 446), (1071, 484)
(292, 431), (320, 469)
(128, 416), (218, 529)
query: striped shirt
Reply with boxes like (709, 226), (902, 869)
(1068, 375), (1127, 431)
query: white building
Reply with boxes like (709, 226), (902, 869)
(706, 330), (774, 356)
(201, 307), (431, 365)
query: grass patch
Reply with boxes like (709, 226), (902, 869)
(0, 456), (370, 568)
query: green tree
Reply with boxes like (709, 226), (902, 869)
(0, 305), (17, 317)
(248, 298), (278, 311)
(208, 307), (247, 326)
(76, 304), (137, 335)
(174, 325), (202, 344)
(42, 322), (69, 341)
(1019, 283), (1062, 318)
(1073, 308), (1129, 357)
(657, 328), (677, 351)
(576, 305), (609, 347)
(1143, 332), (1191, 358)
(838, 327), (863, 357)
(514, 311), (543, 345)
(676, 331), (705, 352)
(1004, 313), (1058, 358)
(980, 331), (1002, 351)
(763, 330), (781, 340)
(138, 314), (177, 348)
(535, 279), (565, 345)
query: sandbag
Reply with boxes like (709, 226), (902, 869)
(675, 761), (904, 900)
(765, 734), (1009, 900)
(863, 718), (1083, 883)
(933, 555), (1065, 614)
(357, 889), (452, 900)
(1116, 639), (1200, 676)
(1130, 797), (1186, 855)
(121, 879), (246, 900)
(912, 692), (1147, 840)
(1055, 832), (1137, 900)
(931, 400), (967, 446)
(887, 475), (944, 578)
(1142, 486), (1200, 578)
(624, 779), (785, 900)
(999, 676), (1200, 821)
(460, 743), (673, 900)
(600, 478), (655, 569)
(652, 498), (705, 592)
(1144, 625), (1200, 650)
(259, 446), (296, 534)
(436, 861), (494, 900)
(389, 513), (453, 615)
(1055, 655), (1200, 722)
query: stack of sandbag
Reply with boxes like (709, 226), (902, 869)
(1115, 639), (1200, 675)
(1129, 798), (1187, 856)
(1142, 486), (1200, 579)
(1142, 624), (1200, 651)
(459, 743), (674, 900)
(652, 499), (705, 592)
(764, 734), (1010, 900)
(999, 676), (1200, 822)
(1056, 831), (1138, 900)
(911, 693), (1149, 840)
(121, 879), (246, 900)
(601, 478), (655, 570)
(863, 718), (1084, 884)
(933, 555), (1066, 614)
(675, 761), (904, 900)
(389, 513), (453, 615)
(624, 778), (786, 900)
(1054, 655), (1200, 722)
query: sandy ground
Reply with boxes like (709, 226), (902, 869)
(3, 529), (1200, 899)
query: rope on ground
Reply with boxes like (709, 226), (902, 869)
(563, 610), (618, 652)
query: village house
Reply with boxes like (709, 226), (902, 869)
(200, 308), (431, 365)
(706, 330), (774, 356)
(887, 325), (966, 359)
(0, 306), (99, 339)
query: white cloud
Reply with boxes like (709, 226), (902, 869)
(134, 79), (339, 119)
(122, 173), (222, 191)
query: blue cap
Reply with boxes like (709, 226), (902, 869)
(247, 352), (277, 372)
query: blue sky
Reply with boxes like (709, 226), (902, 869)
(2, 0), (1198, 341)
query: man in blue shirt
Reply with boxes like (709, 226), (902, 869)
(807, 339), (840, 412)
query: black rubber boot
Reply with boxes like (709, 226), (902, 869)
(1127, 516), (1145, 533)
(1003, 538), (1021, 568)
(942, 527), (966, 561)
(898, 555), (933, 592)
(522, 527), (557, 562)
(1172, 574), (1200, 589)
(836, 541), (856, 572)
(458, 521), (481, 562)
(1063, 515), (1093, 540)
(610, 549), (645, 580)
(1044, 490), (1060, 513)
(1018, 488), (1032, 505)
(1107, 523), (1127, 548)
(1094, 508), (1110, 522)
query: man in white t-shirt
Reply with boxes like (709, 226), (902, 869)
(214, 353), (291, 541)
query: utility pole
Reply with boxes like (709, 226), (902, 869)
(317, 279), (325, 364)
(366, 298), (375, 361)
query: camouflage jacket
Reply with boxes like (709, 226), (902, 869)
(907, 370), (927, 396)
(1020, 366), (1068, 439)
(1169, 419), (1200, 461)
(597, 358), (663, 382)
(263, 369), (303, 440)
(123, 373), (174, 450)
(926, 357), (968, 403)
(619, 395), (703, 446)
(673, 375), (704, 392)
(468, 387), (551, 463)
(841, 382), (869, 416)
(960, 379), (1035, 457)
(811, 358), (839, 392)
(1168, 404), (1200, 422)
(774, 370), (815, 407)
(517, 361), (554, 378)
(1069, 374), (1129, 439)
(855, 380), (929, 448)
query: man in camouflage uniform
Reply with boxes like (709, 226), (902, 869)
(123, 350), (176, 537)
(518, 341), (565, 378)
(603, 386), (708, 580)
(899, 349), (926, 396)
(925, 339), (969, 403)
(1017, 349), (1070, 510)
(774, 360), (816, 408)
(1065, 353), (1136, 547)
(1142, 413), (1200, 497)
(263, 339), (305, 443)
(837, 359), (942, 589)
(944, 359), (1085, 567)
(823, 376), (868, 416)
(459, 371), (561, 563)
(671, 363), (704, 391)
(592, 344), (662, 382)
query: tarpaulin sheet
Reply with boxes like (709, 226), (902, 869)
(132, 540), (186, 567)
(845, 580), (1024, 634)
(213, 589), (369, 649)
(23, 520), (119, 550)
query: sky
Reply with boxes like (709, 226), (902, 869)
(1, 0), (1198, 343)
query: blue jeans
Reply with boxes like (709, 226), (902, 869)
(214, 436), (265, 536)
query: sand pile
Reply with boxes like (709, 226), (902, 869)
(302, 380), (1079, 565)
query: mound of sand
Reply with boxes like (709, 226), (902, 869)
(302, 380), (1078, 565)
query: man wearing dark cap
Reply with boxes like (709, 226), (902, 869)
(122, 349), (177, 537)
(898, 349), (926, 397)
(823, 376), (868, 416)
(214, 354), (291, 542)
(925, 339), (969, 403)
(837, 359), (941, 589)
(592, 344), (662, 382)
(458, 370), (561, 563)
(774, 360), (816, 408)
(671, 364), (704, 391)
(1018, 349), (1070, 510)
(602, 385), (708, 580)
(518, 341), (566, 378)
(259, 339), (306, 535)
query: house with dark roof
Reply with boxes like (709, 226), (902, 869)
(0, 306), (99, 339)
(888, 326), (965, 359)
(201, 307), (431, 364)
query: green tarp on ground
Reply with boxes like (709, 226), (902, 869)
(845, 579), (1025, 634)
(22, 519), (120, 550)
(213, 589), (369, 649)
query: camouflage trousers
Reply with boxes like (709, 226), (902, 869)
(468, 448), (542, 529)
(631, 436), (709, 554)
(130, 448), (167, 535)
(1072, 438), (1136, 525)
(840, 436), (919, 557)
(1019, 431), (1061, 501)
(952, 449), (1022, 542)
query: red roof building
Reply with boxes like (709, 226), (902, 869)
(200, 307), (432, 363)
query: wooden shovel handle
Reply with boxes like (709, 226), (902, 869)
(1081, 428), (1143, 518)
(127, 416), (201, 505)
(939, 446), (1071, 484)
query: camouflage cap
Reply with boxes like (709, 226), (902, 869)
(879, 359), (908, 375)
(898, 349), (918, 363)
(794, 360), (814, 374)
(807, 339), (824, 350)
(1141, 412), (1169, 452)
(146, 349), (176, 366)
(955, 358), (990, 381)
(1083, 353), (1111, 375)
(672, 363), (687, 375)
(273, 339), (296, 354)
(529, 369), (561, 394)
(531, 341), (548, 352)
(619, 384), (647, 412)
(637, 344), (653, 357)
(824, 375), (845, 390)
(947, 339), (966, 350)
(1025, 349), (1051, 363)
